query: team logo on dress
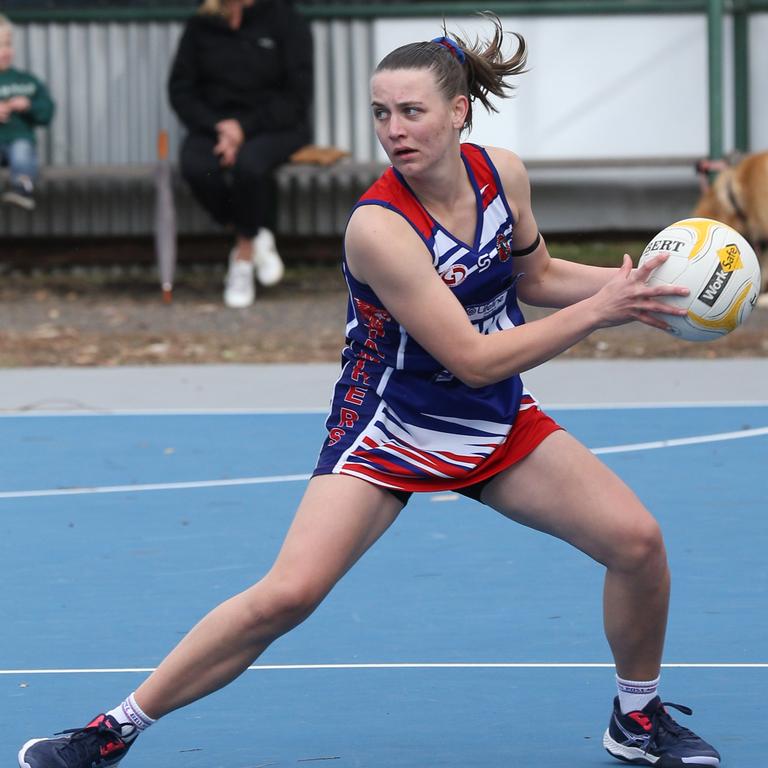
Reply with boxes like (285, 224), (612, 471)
(442, 264), (468, 287)
(353, 298), (391, 331)
(496, 233), (512, 262)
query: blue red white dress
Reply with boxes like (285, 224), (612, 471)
(313, 143), (560, 493)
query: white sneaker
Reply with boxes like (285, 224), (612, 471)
(224, 254), (255, 308)
(252, 228), (285, 287)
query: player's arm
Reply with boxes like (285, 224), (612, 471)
(345, 205), (686, 388)
(488, 147), (622, 308)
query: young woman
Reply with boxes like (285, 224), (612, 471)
(19, 18), (720, 768)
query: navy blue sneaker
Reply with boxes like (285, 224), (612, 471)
(2, 176), (36, 211)
(604, 696), (720, 767)
(18, 714), (137, 768)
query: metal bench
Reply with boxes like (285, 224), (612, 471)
(1, 154), (702, 299)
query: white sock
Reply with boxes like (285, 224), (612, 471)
(616, 674), (660, 714)
(107, 692), (156, 738)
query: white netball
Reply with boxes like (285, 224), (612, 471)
(638, 217), (762, 341)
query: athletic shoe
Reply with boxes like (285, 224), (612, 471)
(224, 253), (255, 308)
(603, 696), (720, 767)
(18, 713), (137, 768)
(252, 228), (285, 287)
(2, 176), (36, 211)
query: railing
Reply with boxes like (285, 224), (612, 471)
(5, 0), (768, 21)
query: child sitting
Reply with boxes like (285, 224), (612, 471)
(0, 13), (55, 210)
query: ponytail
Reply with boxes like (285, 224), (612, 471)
(374, 13), (528, 133)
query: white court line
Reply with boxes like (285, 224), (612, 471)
(0, 474), (311, 500)
(591, 425), (768, 455)
(0, 408), (330, 417)
(2, 401), (768, 417)
(1, 662), (767, 675)
(1, 426), (766, 501)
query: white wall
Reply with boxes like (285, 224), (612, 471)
(374, 14), (752, 162)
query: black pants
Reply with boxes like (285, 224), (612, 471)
(180, 126), (310, 238)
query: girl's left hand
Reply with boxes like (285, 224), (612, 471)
(8, 96), (31, 113)
(589, 253), (690, 331)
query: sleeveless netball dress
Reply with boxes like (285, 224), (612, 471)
(313, 143), (561, 493)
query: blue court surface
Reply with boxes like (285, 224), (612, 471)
(2, 404), (767, 767)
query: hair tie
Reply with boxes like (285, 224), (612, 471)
(431, 36), (466, 64)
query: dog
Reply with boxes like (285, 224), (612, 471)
(693, 150), (768, 297)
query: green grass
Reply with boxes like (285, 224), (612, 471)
(0, 237), (649, 297)
(547, 239), (648, 268)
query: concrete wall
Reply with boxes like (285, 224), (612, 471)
(377, 15), (707, 160)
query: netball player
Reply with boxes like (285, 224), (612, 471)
(19, 17), (720, 768)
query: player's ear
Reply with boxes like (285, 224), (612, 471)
(451, 94), (469, 130)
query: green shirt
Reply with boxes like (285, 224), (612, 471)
(0, 67), (55, 146)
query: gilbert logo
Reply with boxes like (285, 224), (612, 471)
(642, 238), (685, 256)
(442, 264), (468, 287)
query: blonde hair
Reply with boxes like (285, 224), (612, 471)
(197, 0), (227, 17)
(0, 14), (13, 32)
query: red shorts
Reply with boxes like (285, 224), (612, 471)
(375, 405), (563, 506)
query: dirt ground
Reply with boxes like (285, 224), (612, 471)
(0, 261), (766, 367)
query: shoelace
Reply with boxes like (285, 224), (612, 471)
(647, 701), (698, 752)
(54, 721), (125, 764)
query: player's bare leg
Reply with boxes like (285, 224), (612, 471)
(482, 429), (669, 680)
(134, 474), (402, 718)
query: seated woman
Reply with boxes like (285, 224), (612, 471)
(168, 0), (313, 307)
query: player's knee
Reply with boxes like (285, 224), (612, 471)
(254, 578), (326, 635)
(610, 516), (667, 574)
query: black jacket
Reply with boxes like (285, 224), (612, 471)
(168, 0), (313, 138)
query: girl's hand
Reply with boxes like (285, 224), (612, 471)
(590, 253), (689, 331)
(8, 96), (31, 113)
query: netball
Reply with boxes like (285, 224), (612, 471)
(639, 217), (761, 341)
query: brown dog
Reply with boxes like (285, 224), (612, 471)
(693, 151), (768, 294)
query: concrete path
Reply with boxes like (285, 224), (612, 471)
(1, 359), (766, 412)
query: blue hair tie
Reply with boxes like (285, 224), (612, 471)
(431, 36), (466, 64)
